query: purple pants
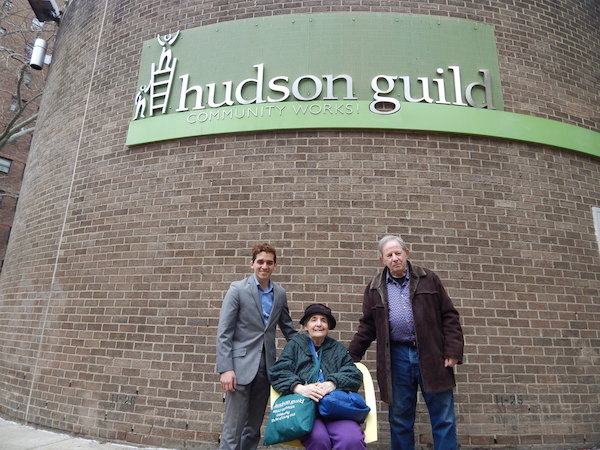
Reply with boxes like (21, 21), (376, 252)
(300, 417), (366, 450)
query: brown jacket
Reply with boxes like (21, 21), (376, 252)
(348, 263), (464, 404)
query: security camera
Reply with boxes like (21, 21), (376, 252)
(30, 38), (49, 70)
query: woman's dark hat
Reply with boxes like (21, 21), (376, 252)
(299, 303), (337, 330)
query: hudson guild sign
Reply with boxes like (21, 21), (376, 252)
(125, 12), (598, 157)
(132, 31), (496, 122)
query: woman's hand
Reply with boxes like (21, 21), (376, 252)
(318, 381), (336, 396)
(293, 381), (336, 402)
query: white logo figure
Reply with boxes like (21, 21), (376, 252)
(133, 84), (150, 120)
(133, 31), (180, 120)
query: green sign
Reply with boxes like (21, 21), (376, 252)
(126, 13), (599, 158)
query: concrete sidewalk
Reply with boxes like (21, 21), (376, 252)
(0, 417), (169, 450)
(0, 418), (292, 450)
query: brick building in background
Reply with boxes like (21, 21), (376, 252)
(0, 0), (58, 272)
(0, 1), (598, 449)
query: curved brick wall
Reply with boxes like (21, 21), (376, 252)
(0, 1), (598, 448)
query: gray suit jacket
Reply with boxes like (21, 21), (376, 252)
(216, 275), (297, 385)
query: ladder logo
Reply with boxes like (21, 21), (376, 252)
(133, 31), (180, 120)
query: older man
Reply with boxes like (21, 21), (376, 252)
(349, 235), (464, 449)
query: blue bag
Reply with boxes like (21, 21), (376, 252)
(306, 337), (370, 423)
(317, 389), (370, 423)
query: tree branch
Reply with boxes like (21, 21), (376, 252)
(7, 125), (36, 143)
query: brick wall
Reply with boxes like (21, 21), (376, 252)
(0, 1), (598, 449)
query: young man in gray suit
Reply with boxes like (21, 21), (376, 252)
(216, 242), (297, 450)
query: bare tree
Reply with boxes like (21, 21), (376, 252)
(0, 0), (58, 151)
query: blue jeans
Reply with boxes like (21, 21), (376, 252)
(389, 344), (458, 450)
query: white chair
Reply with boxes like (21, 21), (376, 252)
(268, 362), (378, 447)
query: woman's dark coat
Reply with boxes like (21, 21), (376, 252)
(269, 333), (362, 395)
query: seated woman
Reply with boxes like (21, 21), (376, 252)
(269, 303), (366, 450)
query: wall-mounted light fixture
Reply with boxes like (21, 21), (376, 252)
(29, 38), (52, 70)
(27, 0), (61, 24)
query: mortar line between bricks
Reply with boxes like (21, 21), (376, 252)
(24, 0), (112, 422)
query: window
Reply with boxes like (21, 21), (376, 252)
(0, 191), (18, 209)
(4, 226), (11, 244)
(22, 71), (33, 86)
(0, 157), (11, 174)
(8, 97), (27, 112)
(593, 207), (600, 254)
(8, 97), (19, 112)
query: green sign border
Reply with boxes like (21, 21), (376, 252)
(126, 102), (600, 158)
